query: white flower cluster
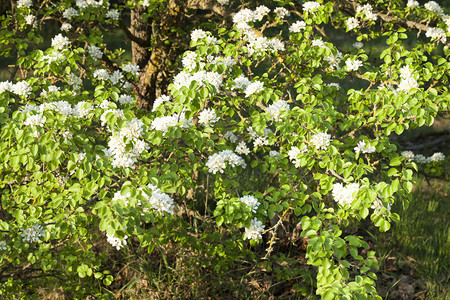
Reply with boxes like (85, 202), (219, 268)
(353, 41), (364, 49)
(266, 100), (290, 121)
(354, 140), (376, 154)
(111, 191), (131, 206)
(152, 94), (170, 111)
(371, 198), (391, 214)
(150, 112), (191, 133)
(407, 0), (419, 8)
(118, 94), (134, 105)
(302, 1), (321, 13)
(106, 10), (120, 21)
(397, 65), (419, 92)
(311, 131), (332, 150)
(327, 82), (340, 90)
(240, 195), (260, 213)
(106, 233), (128, 250)
(17, 0), (32, 8)
(402, 151), (445, 163)
(63, 8), (79, 20)
(346, 17), (360, 31)
(233, 75), (251, 90)
(107, 118), (147, 168)
(75, 0), (103, 9)
(248, 127), (273, 149)
(288, 146), (307, 167)
(244, 80), (264, 97)
(182, 51), (197, 71)
(356, 4), (378, 21)
(88, 45), (103, 61)
(269, 150), (279, 159)
(198, 108), (219, 126)
(24, 114), (46, 127)
(73, 101), (93, 118)
(51, 34), (70, 50)
(235, 141), (250, 155)
(345, 58), (363, 71)
(324, 50), (343, 70)
(1, 80), (33, 97)
(122, 63), (140, 76)
(274, 7), (290, 19)
(191, 29), (218, 43)
(224, 130), (238, 143)
(172, 71), (223, 92)
(206, 150), (246, 174)
(25, 14), (36, 26)
(0, 241), (6, 250)
(425, 27), (447, 44)
(244, 218), (265, 241)
(21, 224), (46, 243)
(424, 1), (443, 15)
(332, 182), (359, 207)
(142, 184), (175, 216)
(289, 20), (306, 33)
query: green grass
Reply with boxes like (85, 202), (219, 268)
(374, 177), (449, 299)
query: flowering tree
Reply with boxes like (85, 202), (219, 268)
(0, 0), (448, 298)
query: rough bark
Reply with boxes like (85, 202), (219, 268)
(129, 0), (227, 109)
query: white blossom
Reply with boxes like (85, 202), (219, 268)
(0, 241), (6, 250)
(426, 27), (447, 44)
(198, 108), (219, 126)
(254, 5), (270, 21)
(269, 150), (279, 159)
(327, 83), (340, 90)
(224, 130), (238, 143)
(274, 7), (290, 19)
(311, 132), (331, 150)
(346, 17), (360, 31)
(345, 58), (363, 71)
(354, 140), (376, 154)
(63, 8), (79, 20)
(397, 65), (419, 92)
(266, 100), (290, 121)
(142, 184), (174, 216)
(302, 1), (320, 13)
(332, 182), (359, 206)
(88, 45), (103, 61)
(244, 218), (265, 241)
(24, 114), (46, 126)
(289, 20), (306, 33)
(424, 1), (443, 15)
(93, 69), (109, 81)
(206, 150), (246, 174)
(109, 70), (124, 85)
(122, 63), (140, 76)
(25, 14), (36, 26)
(356, 4), (378, 21)
(106, 233), (127, 250)
(429, 152), (445, 162)
(217, 0), (229, 5)
(371, 198), (391, 213)
(118, 94), (134, 105)
(191, 29), (207, 42)
(152, 94), (170, 111)
(235, 141), (250, 155)
(106, 10), (120, 21)
(73, 101), (93, 118)
(51, 34), (70, 50)
(244, 81), (264, 97)
(312, 39), (326, 48)
(0, 81), (13, 94)
(240, 195), (260, 213)
(353, 41), (364, 49)
(21, 224), (46, 243)
(407, 0), (419, 8)
(401, 151), (414, 162)
(233, 75), (251, 90)
(182, 51), (197, 72)
(12, 81), (32, 97)
(413, 154), (428, 164)
(17, 0), (32, 9)
(288, 146), (307, 167)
